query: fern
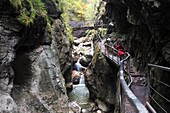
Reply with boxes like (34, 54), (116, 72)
(16, 0), (35, 26)
(12, 0), (48, 26)
(17, 9), (35, 26)
(30, 0), (46, 16)
(9, 0), (22, 9)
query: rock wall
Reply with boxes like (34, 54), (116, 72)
(85, 44), (119, 112)
(103, 0), (170, 112)
(52, 19), (72, 85)
(0, 0), (72, 112)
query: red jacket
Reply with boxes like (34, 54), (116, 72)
(118, 50), (124, 57)
(115, 44), (124, 52)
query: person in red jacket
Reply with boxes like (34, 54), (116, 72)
(118, 50), (124, 57)
(115, 42), (125, 59)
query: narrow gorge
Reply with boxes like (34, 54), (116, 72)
(0, 0), (170, 113)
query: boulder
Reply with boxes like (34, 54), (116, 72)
(72, 70), (81, 84)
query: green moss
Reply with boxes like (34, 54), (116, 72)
(91, 44), (100, 66)
(60, 12), (74, 43)
(66, 27), (74, 42)
(46, 16), (53, 40)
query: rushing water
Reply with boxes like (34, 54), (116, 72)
(68, 74), (92, 112)
(68, 74), (89, 103)
(68, 84), (89, 104)
(79, 74), (85, 84)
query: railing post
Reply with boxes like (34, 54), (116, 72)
(120, 61), (125, 113)
(121, 61), (124, 71)
(104, 45), (106, 56)
(120, 87), (124, 113)
(146, 65), (151, 103)
(117, 56), (119, 64)
(127, 56), (131, 85)
(112, 50), (113, 61)
(121, 91), (125, 113)
(118, 77), (122, 113)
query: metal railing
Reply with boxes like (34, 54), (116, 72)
(104, 44), (132, 88)
(97, 37), (148, 112)
(147, 64), (170, 113)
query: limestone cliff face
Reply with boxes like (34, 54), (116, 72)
(103, 0), (170, 112)
(52, 19), (72, 85)
(0, 0), (71, 112)
(85, 44), (119, 111)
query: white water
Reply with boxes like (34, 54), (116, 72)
(79, 74), (85, 84)
(69, 73), (88, 103)
(68, 84), (89, 104)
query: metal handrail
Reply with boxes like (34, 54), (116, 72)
(119, 53), (148, 113)
(146, 101), (157, 113)
(105, 44), (118, 52)
(147, 63), (170, 113)
(96, 29), (148, 112)
(148, 63), (170, 72)
(100, 42), (148, 113)
(122, 52), (133, 87)
(104, 44), (132, 86)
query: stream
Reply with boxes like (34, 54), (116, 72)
(68, 74), (93, 112)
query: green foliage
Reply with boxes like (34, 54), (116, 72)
(84, 0), (101, 21)
(30, 0), (46, 16)
(66, 27), (74, 42)
(17, 0), (35, 26)
(17, 10), (35, 26)
(71, 0), (87, 21)
(60, 0), (100, 21)
(86, 30), (95, 36)
(9, 0), (46, 26)
(98, 28), (107, 38)
(9, 0), (54, 40)
(58, 0), (101, 42)
(9, 0), (21, 9)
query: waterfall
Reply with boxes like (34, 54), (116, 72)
(75, 58), (85, 72)
(79, 74), (85, 84)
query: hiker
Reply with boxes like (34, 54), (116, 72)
(115, 42), (124, 52)
(114, 42), (125, 60)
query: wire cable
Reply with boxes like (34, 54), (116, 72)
(150, 95), (168, 113)
(151, 77), (170, 88)
(150, 86), (170, 103)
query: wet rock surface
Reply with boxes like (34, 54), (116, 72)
(52, 19), (73, 86)
(103, 0), (170, 112)
(0, 0), (71, 112)
(85, 44), (119, 112)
